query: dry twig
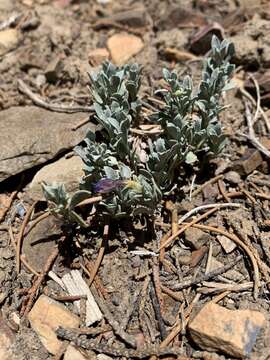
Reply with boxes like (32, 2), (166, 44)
(169, 255), (242, 290)
(242, 100), (270, 158)
(91, 286), (136, 348)
(18, 79), (93, 113)
(16, 201), (37, 274)
(189, 223), (260, 299)
(159, 203), (241, 250)
(22, 246), (59, 316)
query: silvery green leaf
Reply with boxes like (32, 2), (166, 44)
(104, 166), (119, 180)
(185, 151), (198, 164)
(120, 164), (131, 179)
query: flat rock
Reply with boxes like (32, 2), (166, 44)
(97, 355), (113, 360)
(28, 155), (83, 201)
(217, 235), (236, 254)
(64, 345), (88, 360)
(188, 302), (265, 358)
(22, 215), (62, 273)
(0, 316), (16, 360)
(0, 29), (19, 56)
(28, 295), (80, 355)
(233, 148), (263, 176)
(107, 33), (144, 65)
(0, 106), (95, 183)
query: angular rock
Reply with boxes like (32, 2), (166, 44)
(97, 355), (113, 360)
(185, 227), (211, 250)
(45, 57), (64, 83)
(0, 29), (19, 56)
(28, 155), (83, 201)
(233, 148), (263, 176)
(28, 295), (80, 355)
(0, 316), (16, 360)
(22, 215), (62, 273)
(0, 106), (95, 183)
(64, 345), (88, 360)
(107, 33), (144, 65)
(188, 302), (266, 358)
(217, 235), (236, 254)
(95, 6), (149, 28)
(190, 23), (224, 55)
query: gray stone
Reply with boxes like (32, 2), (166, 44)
(0, 106), (95, 183)
(22, 215), (62, 272)
(225, 171), (241, 185)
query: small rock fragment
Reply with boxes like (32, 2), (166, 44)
(35, 74), (46, 88)
(188, 302), (266, 358)
(28, 155), (83, 201)
(107, 33), (144, 65)
(190, 23), (224, 55)
(45, 57), (64, 83)
(28, 295), (80, 354)
(0, 29), (19, 56)
(202, 183), (219, 201)
(88, 48), (109, 66)
(185, 228), (211, 250)
(233, 148), (263, 176)
(64, 345), (88, 360)
(224, 171), (241, 185)
(217, 235), (236, 253)
(97, 355), (113, 360)
(0, 316), (16, 360)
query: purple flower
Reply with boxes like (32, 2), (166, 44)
(94, 178), (124, 194)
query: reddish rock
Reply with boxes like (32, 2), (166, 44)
(185, 227), (211, 250)
(28, 295), (80, 354)
(188, 302), (266, 358)
(233, 148), (263, 176)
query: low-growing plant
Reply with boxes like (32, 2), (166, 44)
(43, 36), (235, 224)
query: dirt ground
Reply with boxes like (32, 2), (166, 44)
(1, 0), (270, 359)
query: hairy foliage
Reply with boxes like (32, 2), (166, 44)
(43, 36), (235, 224)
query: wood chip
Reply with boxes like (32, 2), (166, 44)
(62, 270), (103, 326)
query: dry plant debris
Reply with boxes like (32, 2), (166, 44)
(1, 1), (270, 359)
